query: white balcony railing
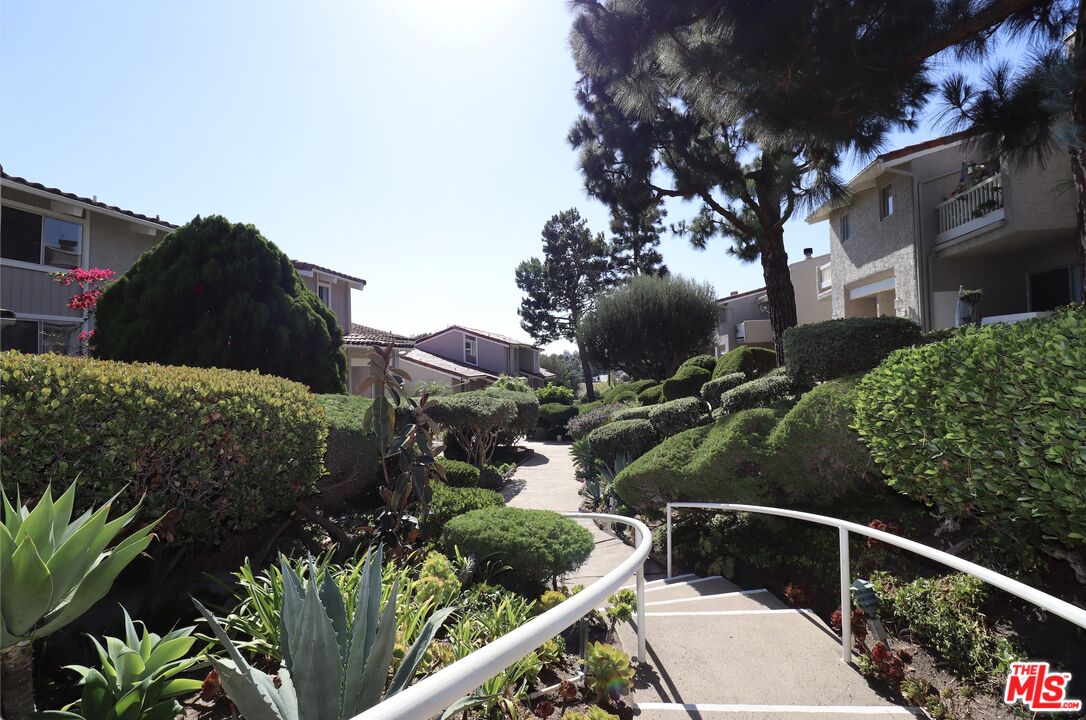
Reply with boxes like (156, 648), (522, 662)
(936, 174), (1005, 243)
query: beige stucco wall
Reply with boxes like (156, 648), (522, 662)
(299, 273), (351, 333)
(790, 253), (833, 325)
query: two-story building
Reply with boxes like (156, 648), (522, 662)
(806, 132), (1083, 328)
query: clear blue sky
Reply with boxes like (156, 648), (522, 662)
(2, 1), (945, 352)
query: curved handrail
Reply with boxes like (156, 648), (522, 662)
(666, 502), (1086, 638)
(355, 511), (652, 720)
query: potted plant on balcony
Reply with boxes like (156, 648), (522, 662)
(955, 287), (984, 327)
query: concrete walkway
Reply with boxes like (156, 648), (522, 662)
(506, 441), (920, 720)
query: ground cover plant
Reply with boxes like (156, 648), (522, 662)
(783, 316), (921, 383)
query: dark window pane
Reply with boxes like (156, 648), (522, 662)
(1, 319), (39, 353)
(1030, 267), (1072, 312)
(1, 207), (43, 263)
(41, 322), (79, 355)
(43, 217), (83, 268)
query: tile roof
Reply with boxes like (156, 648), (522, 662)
(420, 325), (541, 349)
(344, 324), (416, 348)
(1, 169), (178, 229)
(716, 286), (766, 303)
(291, 260), (366, 286)
(400, 348), (496, 379)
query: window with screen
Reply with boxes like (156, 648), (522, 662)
(464, 336), (478, 365)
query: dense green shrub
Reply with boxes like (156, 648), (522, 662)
(538, 402), (579, 432)
(484, 386), (540, 445)
(443, 507), (594, 593)
(854, 307), (1086, 561)
(661, 364), (712, 401)
(614, 409), (782, 509)
(700, 372), (747, 409)
(719, 374), (795, 414)
(764, 376), (876, 506)
(93, 215), (347, 393)
(1, 352), (325, 545)
(585, 418), (659, 466)
(439, 459), (482, 487)
(648, 396), (708, 438)
(491, 374), (534, 392)
(611, 406), (652, 422)
(567, 402), (630, 440)
(427, 392), (516, 465)
(427, 483), (505, 534)
(577, 400), (604, 415)
(478, 463), (510, 490)
(637, 383), (664, 405)
(783, 316), (921, 382)
(601, 379), (657, 404)
(315, 394), (380, 493)
(679, 354), (717, 372)
(415, 380), (454, 397)
(712, 346), (777, 379)
(536, 383), (575, 405)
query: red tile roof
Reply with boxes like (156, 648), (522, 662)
(344, 324), (416, 348)
(1, 169), (178, 229)
(291, 260), (366, 286)
(401, 348), (496, 379)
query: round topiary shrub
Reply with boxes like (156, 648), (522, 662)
(661, 364), (712, 401)
(484, 386), (540, 446)
(316, 394), (380, 500)
(426, 483), (505, 535)
(611, 406), (652, 422)
(566, 402), (629, 440)
(538, 403), (579, 435)
(637, 383), (664, 405)
(585, 418), (659, 466)
(443, 507), (595, 593)
(700, 372), (747, 409)
(536, 383), (575, 405)
(427, 392), (516, 465)
(782, 316), (921, 383)
(712, 346), (777, 380)
(719, 374), (795, 414)
(679, 354), (717, 372)
(648, 396), (708, 438)
(439, 459), (482, 487)
(601, 380), (657, 404)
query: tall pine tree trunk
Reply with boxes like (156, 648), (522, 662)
(758, 226), (798, 365)
(576, 336), (596, 401)
(1072, 0), (1086, 288)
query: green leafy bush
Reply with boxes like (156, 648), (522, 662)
(316, 394), (379, 493)
(443, 507), (595, 593)
(614, 409), (782, 510)
(854, 307), (1086, 561)
(870, 572), (1020, 680)
(719, 374), (795, 414)
(427, 483), (505, 534)
(536, 383), (575, 405)
(1, 351), (325, 545)
(700, 372), (747, 409)
(712, 345), (777, 379)
(567, 402), (630, 440)
(538, 402), (579, 433)
(601, 379), (657, 404)
(637, 383), (665, 405)
(783, 316), (921, 382)
(648, 396), (708, 438)
(764, 376), (876, 506)
(662, 363), (712, 401)
(415, 380), (454, 397)
(484, 386), (540, 445)
(439, 458), (481, 487)
(679, 354), (717, 372)
(611, 405), (652, 422)
(491, 374), (534, 392)
(427, 391), (516, 465)
(585, 418), (659, 466)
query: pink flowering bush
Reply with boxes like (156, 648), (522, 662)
(51, 267), (115, 352)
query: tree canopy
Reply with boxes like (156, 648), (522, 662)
(93, 215), (347, 393)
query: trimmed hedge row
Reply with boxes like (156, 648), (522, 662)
(719, 374), (795, 414)
(585, 418), (658, 466)
(611, 406), (652, 422)
(648, 396), (708, 438)
(316, 394), (380, 493)
(637, 383), (664, 405)
(1, 351), (326, 546)
(783, 316), (921, 382)
(539, 402), (579, 431)
(712, 346), (776, 379)
(679, 354), (717, 372)
(439, 459), (482, 487)
(601, 379), (657, 404)
(662, 364), (712, 401)
(427, 482), (505, 534)
(700, 372), (747, 409)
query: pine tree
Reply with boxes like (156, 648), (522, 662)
(609, 201), (668, 278)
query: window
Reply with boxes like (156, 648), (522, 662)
(840, 213), (851, 242)
(1029, 266), (1081, 312)
(464, 335), (478, 365)
(1, 205), (83, 268)
(880, 185), (894, 220)
(317, 281), (331, 306)
(0, 319), (79, 354)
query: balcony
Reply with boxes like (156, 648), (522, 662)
(736, 318), (773, 345)
(936, 173), (1005, 244)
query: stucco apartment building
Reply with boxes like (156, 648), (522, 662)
(807, 132), (1083, 328)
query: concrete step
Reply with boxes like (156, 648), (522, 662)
(627, 576), (747, 602)
(632, 704), (925, 719)
(643, 589), (788, 613)
(615, 609), (906, 710)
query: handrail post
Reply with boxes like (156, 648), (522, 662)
(839, 527), (851, 664)
(666, 503), (673, 580)
(635, 526), (647, 662)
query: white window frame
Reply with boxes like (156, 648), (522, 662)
(0, 314), (82, 354)
(317, 280), (332, 306)
(1, 199), (88, 272)
(840, 212), (851, 242)
(879, 185), (894, 220)
(464, 335), (478, 365)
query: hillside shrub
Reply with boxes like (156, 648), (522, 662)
(484, 386), (540, 445)
(854, 307), (1086, 563)
(439, 459), (481, 488)
(679, 354), (717, 372)
(479, 463), (510, 490)
(611, 406), (652, 422)
(661, 364), (712, 401)
(443, 507), (595, 593)
(712, 346), (777, 379)
(491, 374), (534, 392)
(415, 380), (453, 397)
(601, 380), (657, 404)
(427, 483), (505, 534)
(315, 394), (380, 494)
(585, 419), (659, 466)
(536, 383), (575, 405)
(567, 402), (629, 440)
(1, 352), (325, 545)
(577, 400), (604, 415)
(538, 403), (579, 435)
(719, 374), (795, 414)
(427, 392), (516, 465)
(637, 383), (664, 405)
(648, 396), (708, 438)
(700, 372), (747, 409)
(783, 316), (921, 382)
(614, 409), (782, 510)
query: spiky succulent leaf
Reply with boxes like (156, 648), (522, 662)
(283, 562), (345, 720)
(386, 606), (456, 697)
(2, 534), (53, 636)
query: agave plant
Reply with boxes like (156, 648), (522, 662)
(1, 482), (158, 719)
(194, 545), (453, 720)
(46, 607), (204, 720)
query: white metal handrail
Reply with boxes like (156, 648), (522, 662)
(666, 502), (1086, 664)
(355, 511), (651, 720)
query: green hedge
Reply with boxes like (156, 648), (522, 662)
(700, 372), (747, 409)
(648, 396), (707, 438)
(316, 394), (379, 493)
(1, 351), (325, 546)
(854, 307), (1086, 561)
(538, 402), (579, 431)
(427, 483), (505, 534)
(427, 392), (516, 465)
(712, 346), (776, 379)
(439, 459), (481, 487)
(536, 383), (575, 405)
(719, 374), (795, 414)
(679, 354), (717, 372)
(662, 364), (712, 401)
(585, 418), (658, 466)
(783, 316), (921, 382)
(601, 379), (657, 404)
(611, 406), (652, 422)
(443, 507), (594, 593)
(637, 383), (664, 405)
(484, 386), (540, 444)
